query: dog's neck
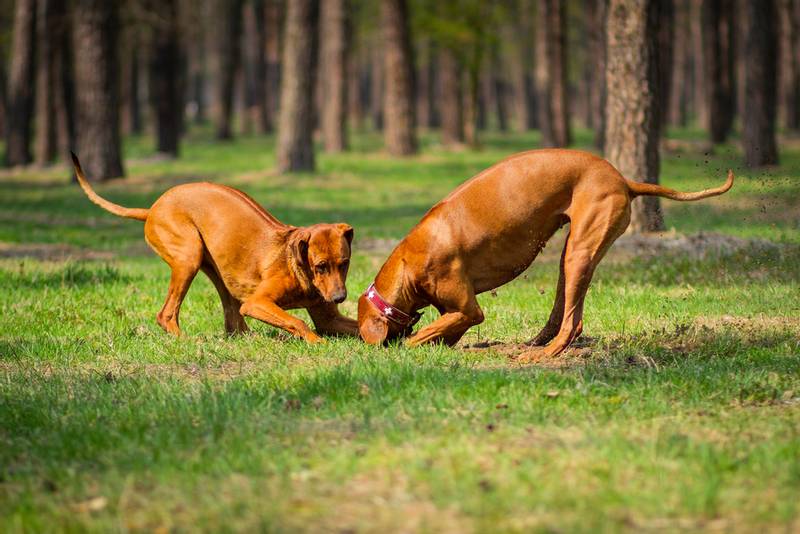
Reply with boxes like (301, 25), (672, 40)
(373, 250), (421, 316)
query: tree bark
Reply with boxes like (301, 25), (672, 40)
(276, 0), (318, 172)
(778, 0), (800, 130)
(605, 0), (664, 233)
(668, 0), (690, 127)
(369, 44), (384, 130)
(381, 0), (417, 156)
(742, 0), (778, 167)
(415, 38), (436, 130)
(490, 42), (508, 132)
(320, 0), (348, 152)
(4, 0), (36, 167)
(72, 0), (124, 180)
(54, 7), (75, 164)
(212, 0), (243, 140)
(536, 0), (571, 147)
(657, 0), (674, 133)
(703, 0), (736, 143)
(510, 3), (534, 132)
(265, 0), (282, 126)
(439, 47), (463, 146)
(587, 0), (607, 149)
(243, 0), (270, 134)
(690, 0), (708, 128)
(148, 0), (182, 156)
(35, 0), (61, 165)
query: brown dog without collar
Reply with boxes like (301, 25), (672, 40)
(72, 153), (357, 343)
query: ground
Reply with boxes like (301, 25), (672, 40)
(1, 129), (799, 532)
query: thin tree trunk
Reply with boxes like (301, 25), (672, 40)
(213, 0), (243, 140)
(668, 0), (688, 128)
(606, 0), (664, 233)
(54, 7), (75, 165)
(243, 0), (270, 134)
(510, 5), (533, 132)
(690, 0), (708, 128)
(369, 44), (383, 130)
(148, 0), (182, 156)
(743, 0), (778, 166)
(703, 0), (736, 143)
(536, 0), (571, 147)
(276, 0), (318, 172)
(463, 67), (480, 147)
(265, 0), (282, 127)
(381, 0), (417, 156)
(490, 42), (508, 132)
(4, 0), (36, 167)
(35, 0), (59, 165)
(657, 0), (674, 133)
(439, 47), (463, 146)
(778, 0), (800, 130)
(347, 49), (364, 130)
(320, 0), (348, 152)
(72, 0), (123, 180)
(588, 0), (607, 150)
(415, 38), (434, 130)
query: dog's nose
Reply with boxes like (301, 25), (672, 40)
(332, 291), (346, 304)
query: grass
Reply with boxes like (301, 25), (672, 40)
(1, 128), (799, 532)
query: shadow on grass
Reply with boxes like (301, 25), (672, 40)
(0, 262), (133, 288)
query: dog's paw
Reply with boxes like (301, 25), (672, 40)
(513, 349), (546, 365)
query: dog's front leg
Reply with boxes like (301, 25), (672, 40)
(308, 303), (359, 337)
(240, 296), (325, 343)
(406, 309), (484, 347)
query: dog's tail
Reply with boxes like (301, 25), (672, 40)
(625, 169), (734, 201)
(71, 152), (149, 221)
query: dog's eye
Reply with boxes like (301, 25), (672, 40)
(339, 260), (350, 270)
(315, 263), (328, 273)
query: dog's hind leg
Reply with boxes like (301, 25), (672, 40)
(517, 197), (629, 362)
(201, 264), (249, 335)
(529, 232), (570, 346)
(150, 229), (203, 336)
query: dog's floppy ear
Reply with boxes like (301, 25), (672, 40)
(358, 294), (388, 345)
(338, 223), (354, 246)
(289, 228), (312, 267)
(360, 315), (388, 345)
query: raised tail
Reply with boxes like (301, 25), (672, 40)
(625, 169), (734, 201)
(71, 152), (149, 221)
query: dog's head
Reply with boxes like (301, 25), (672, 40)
(357, 292), (414, 345)
(290, 223), (354, 304)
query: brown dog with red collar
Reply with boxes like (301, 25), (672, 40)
(358, 149), (733, 362)
(72, 153), (357, 342)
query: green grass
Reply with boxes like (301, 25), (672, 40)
(1, 128), (799, 532)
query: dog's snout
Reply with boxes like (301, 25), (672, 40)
(332, 290), (347, 304)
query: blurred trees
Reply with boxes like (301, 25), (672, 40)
(0, 0), (790, 175)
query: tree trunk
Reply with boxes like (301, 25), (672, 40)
(490, 42), (508, 132)
(415, 38), (435, 130)
(265, 0), (282, 127)
(743, 0), (778, 167)
(510, 4), (533, 132)
(703, 0), (736, 143)
(35, 0), (60, 165)
(668, 0), (690, 127)
(587, 0), (607, 149)
(690, 0), (708, 128)
(276, 0), (318, 172)
(212, 0), (243, 140)
(381, 0), (417, 156)
(778, 0), (800, 130)
(72, 0), (124, 180)
(148, 0), (182, 156)
(536, 0), (571, 147)
(4, 0), (36, 167)
(439, 47), (463, 146)
(320, 0), (348, 152)
(123, 39), (143, 135)
(243, 0), (270, 134)
(369, 44), (383, 130)
(54, 7), (75, 165)
(657, 0), (674, 133)
(606, 0), (664, 233)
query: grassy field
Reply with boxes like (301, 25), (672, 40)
(1, 129), (799, 532)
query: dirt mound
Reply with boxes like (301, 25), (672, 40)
(611, 231), (781, 260)
(0, 242), (114, 261)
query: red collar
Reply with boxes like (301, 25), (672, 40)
(364, 283), (422, 328)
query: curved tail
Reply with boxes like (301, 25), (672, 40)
(625, 169), (734, 201)
(71, 152), (149, 221)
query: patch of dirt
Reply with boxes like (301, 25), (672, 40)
(0, 241), (114, 261)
